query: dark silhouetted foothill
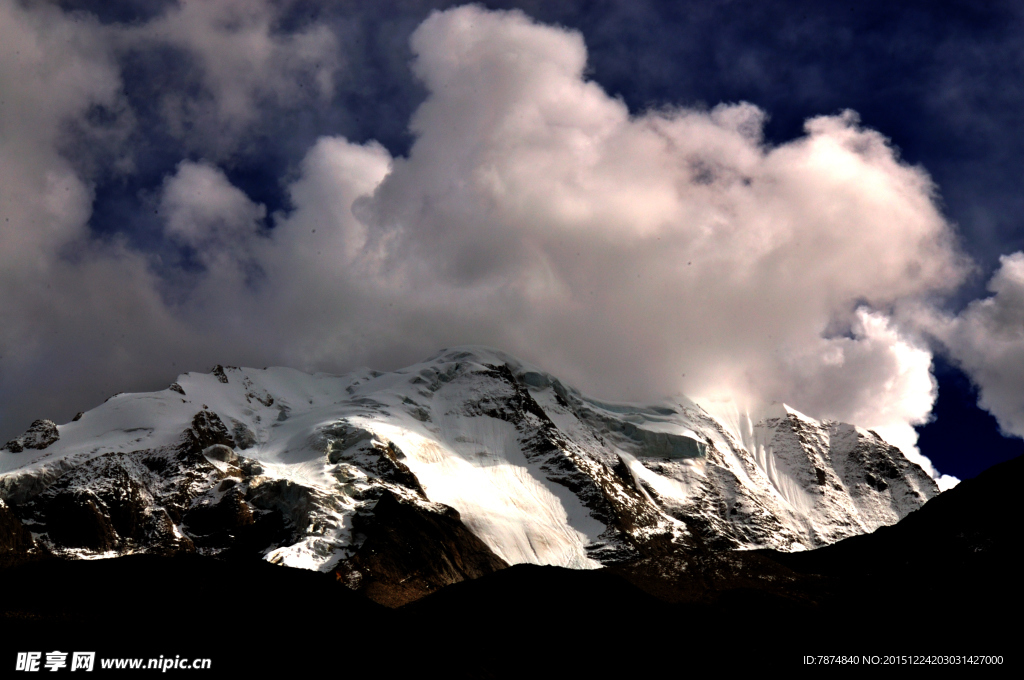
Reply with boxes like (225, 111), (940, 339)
(0, 554), (391, 674)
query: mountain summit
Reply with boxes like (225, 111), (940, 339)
(0, 347), (937, 602)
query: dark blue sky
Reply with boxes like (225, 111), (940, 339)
(9, 0), (1024, 480)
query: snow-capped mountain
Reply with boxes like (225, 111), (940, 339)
(0, 347), (938, 602)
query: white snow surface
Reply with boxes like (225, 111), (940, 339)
(0, 346), (940, 571)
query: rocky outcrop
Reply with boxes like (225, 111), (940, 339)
(6, 411), (275, 559)
(180, 410), (235, 456)
(334, 491), (509, 607)
(3, 419), (59, 453)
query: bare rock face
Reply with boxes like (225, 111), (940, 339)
(0, 499), (37, 566)
(181, 410), (235, 455)
(6, 410), (276, 559)
(27, 448), (197, 554)
(184, 488), (254, 538)
(42, 490), (120, 551)
(3, 420), (59, 453)
(334, 491), (509, 607)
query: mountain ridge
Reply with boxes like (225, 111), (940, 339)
(0, 346), (939, 605)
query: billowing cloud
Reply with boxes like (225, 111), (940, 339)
(160, 161), (267, 260)
(0, 0), (343, 438)
(924, 253), (1024, 440)
(0, 1), (121, 264)
(0, 4), (977, 488)
(263, 6), (963, 463)
(0, 1), (142, 424)
(121, 0), (340, 152)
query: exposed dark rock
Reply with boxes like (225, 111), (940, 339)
(230, 420), (257, 449)
(334, 491), (508, 607)
(183, 489), (254, 537)
(0, 500), (36, 565)
(43, 491), (119, 551)
(244, 386), (274, 407)
(215, 508), (291, 561)
(610, 455), (636, 487)
(180, 410), (235, 456)
(32, 455), (155, 551)
(3, 419), (59, 453)
(320, 423), (376, 462)
(865, 472), (888, 491)
(316, 421), (428, 498)
(168, 383), (185, 395)
(211, 365), (229, 384)
(5, 433), (302, 560)
(246, 477), (320, 530)
(144, 507), (195, 556)
(375, 442), (427, 497)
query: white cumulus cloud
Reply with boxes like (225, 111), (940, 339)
(0, 4), (980, 489)
(924, 252), (1024, 441)
(260, 6), (964, 471)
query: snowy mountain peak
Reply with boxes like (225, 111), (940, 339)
(0, 347), (938, 602)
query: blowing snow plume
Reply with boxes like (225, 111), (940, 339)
(0, 4), (969, 488)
